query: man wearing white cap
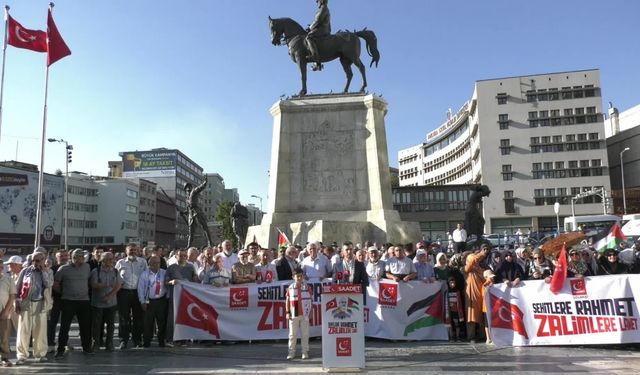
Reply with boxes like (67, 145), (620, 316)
(14, 251), (53, 364)
(232, 249), (256, 284)
(4, 256), (22, 333)
(0, 260), (16, 366)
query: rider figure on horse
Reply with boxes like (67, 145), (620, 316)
(306, 0), (331, 71)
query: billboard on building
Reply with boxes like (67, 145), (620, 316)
(121, 150), (177, 178)
(0, 167), (63, 247)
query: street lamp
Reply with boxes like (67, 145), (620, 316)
(48, 138), (72, 250)
(553, 202), (560, 234)
(250, 194), (263, 212)
(620, 147), (630, 215)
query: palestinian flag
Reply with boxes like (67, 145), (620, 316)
(347, 297), (360, 310)
(595, 223), (627, 253)
(403, 290), (444, 336)
(277, 227), (290, 248)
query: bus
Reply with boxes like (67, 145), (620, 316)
(563, 215), (620, 236)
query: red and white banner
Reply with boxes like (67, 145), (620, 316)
(322, 284), (365, 369)
(172, 280), (448, 341)
(486, 274), (640, 347)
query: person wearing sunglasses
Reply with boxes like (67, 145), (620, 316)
(567, 248), (591, 278)
(597, 249), (629, 275)
(528, 249), (554, 281)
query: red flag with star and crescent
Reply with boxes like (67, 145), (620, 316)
(175, 288), (220, 338)
(489, 292), (528, 339)
(47, 9), (72, 66)
(549, 244), (568, 294)
(7, 15), (48, 52)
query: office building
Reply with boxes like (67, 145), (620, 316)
(605, 103), (640, 214)
(0, 161), (64, 250)
(119, 148), (204, 248)
(398, 69), (611, 234)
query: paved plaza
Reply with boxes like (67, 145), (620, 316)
(5, 337), (640, 374)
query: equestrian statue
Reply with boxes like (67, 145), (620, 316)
(269, 0), (380, 96)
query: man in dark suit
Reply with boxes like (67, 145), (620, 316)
(332, 243), (369, 304)
(276, 246), (299, 281)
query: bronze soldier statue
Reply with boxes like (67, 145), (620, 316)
(183, 179), (213, 248)
(230, 201), (249, 249)
(305, 0), (331, 71)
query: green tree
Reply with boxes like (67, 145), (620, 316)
(215, 200), (237, 248)
(390, 173), (399, 188)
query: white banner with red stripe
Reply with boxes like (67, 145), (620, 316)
(172, 279), (448, 341)
(486, 274), (640, 346)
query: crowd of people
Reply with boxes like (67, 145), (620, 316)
(0, 231), (639, 366)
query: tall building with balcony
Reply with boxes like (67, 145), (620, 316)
(137, 179), (157, 245)
(66, 174), (150, 249)
(203, 173), (225, 223)
(398, 69), (611, 234)
(119, 148), (204, 248)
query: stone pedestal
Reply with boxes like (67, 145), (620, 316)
(247, 93), (420, 248)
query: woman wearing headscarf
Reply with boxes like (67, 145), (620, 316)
(464, 244), (490, 342)
(494, 250), (523, 287)
(597, 249), (629, 275)
(567, 247), (591, 278)
(528, 249), (554, 281)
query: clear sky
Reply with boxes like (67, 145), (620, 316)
(1, 0), (638, 209)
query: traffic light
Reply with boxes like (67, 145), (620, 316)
(67, 145), (73, 163)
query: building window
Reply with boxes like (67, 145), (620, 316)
(526, 90), (537, 103)
(549, 88), (559, 101)
(584, 85), (596, 97)
(502, 164), (513, 181)
(573, 86), (584, 98)
(534, 189), (545, 206)
(532, 162), (542, 179)
(500, 139), (511, 155)
(504, 190), (515, 214)
(125, 204), (138, 214)
(498, 114), (509, 129)
(537, 89), (548, 101)
(126, 189), (138, 199)
(561, 87), (572, 100)
(530, 137), (541, 153)
(497, 93), (507, 105)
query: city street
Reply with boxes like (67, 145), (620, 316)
(5, 337), (640, 374)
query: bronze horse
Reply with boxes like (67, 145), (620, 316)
(269, 17), (380, 96)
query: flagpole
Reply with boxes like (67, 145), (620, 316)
(0, 5), (10, 148)
(34, 63), (50, 248)
(34, 3), (56, 248)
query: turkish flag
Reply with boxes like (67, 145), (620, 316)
(489, 292), (529, 339)
(325, 297), (337, 311)
(549, 244), (567, 294)
(175, 288), (220, 338)
(7, 15), (47, 52)
(47, 9), (71, 66)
